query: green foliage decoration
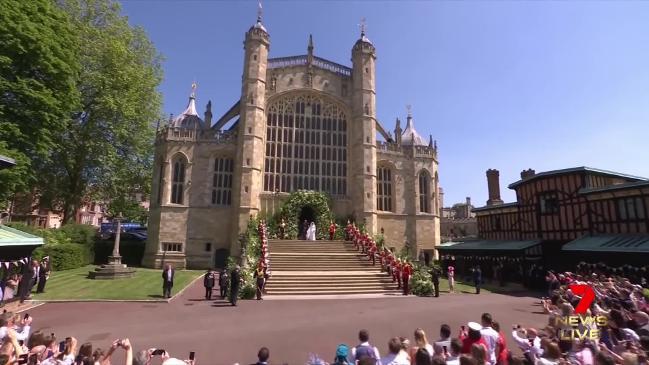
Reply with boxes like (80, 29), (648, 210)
(278, 191), (333, 240)
(410, 264), (441, 297)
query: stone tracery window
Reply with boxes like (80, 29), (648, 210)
(264, 93), (347, 196)
(419, 170), (431, 213)
(212, 157), (233, 206)
(171, 155), (187, 205)
(377, 166), (393, 212)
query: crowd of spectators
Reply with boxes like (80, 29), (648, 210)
(0, 310), (195, 365)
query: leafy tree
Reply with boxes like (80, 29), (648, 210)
(40, 0), (162, 223)
(0, 0), (80, 200)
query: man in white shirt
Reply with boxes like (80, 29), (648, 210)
(349, 329), (381, 364)
(0, 312), (32, 342)
(511, 326), (543, 361)
(480, 313), (500, 365)
(381, 337), (409, 365)
(445, 339), (463, 365)
(434, 324), (452, 356)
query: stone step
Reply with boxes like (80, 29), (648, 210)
(266, 288), (398, 295)
(267, 276), (394, 282)
(266, 282), (395, 288)
(269, 265), (377, 269)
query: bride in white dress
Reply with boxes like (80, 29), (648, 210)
(306, 222), (317, 241)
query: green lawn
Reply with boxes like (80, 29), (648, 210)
(437, 278), (526, 295)
(32, 266), (203, 301)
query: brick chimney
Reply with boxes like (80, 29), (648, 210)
(439, 187), (444, 216)
(520, 169), (536, 180)
(486, 169), (504, 206)
(465, 197), (471, 218)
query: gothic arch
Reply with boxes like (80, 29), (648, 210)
(170, 153), (189, 205)
(418, 169), (432, 213)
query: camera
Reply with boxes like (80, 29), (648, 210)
(151, 349), (166, 356)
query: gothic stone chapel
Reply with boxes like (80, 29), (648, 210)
(144, 14), (441, 269)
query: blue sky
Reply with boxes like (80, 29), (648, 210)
(121, 0), (649, 207)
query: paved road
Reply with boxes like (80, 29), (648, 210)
(28, 280), (546, 365)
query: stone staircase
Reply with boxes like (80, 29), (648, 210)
(265, 240), (400, 296)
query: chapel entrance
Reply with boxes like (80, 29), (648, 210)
(298, 206), (316, 240)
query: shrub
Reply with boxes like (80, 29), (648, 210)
(32, 244), (91, 270)
(240, 284), (256, 299)
(411, 278), (433, 296)
(643, 288), (649, 301)
(59, 224), (97, 246)
(5, 222), (41, 236)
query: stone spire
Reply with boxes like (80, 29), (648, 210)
(307, 34), (314, 65)
(394, 117), (402, 145)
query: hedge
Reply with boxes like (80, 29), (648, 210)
(7, 222), (95, 270)
(32, 244), (92, 271)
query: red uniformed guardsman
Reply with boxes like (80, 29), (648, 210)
(395, 259), (402, 288)
(329, 221), (336, 241)
(402, 261), (413, 295)
(368, 242), (377, 266)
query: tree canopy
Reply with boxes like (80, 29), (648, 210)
(0, 0), (163, 223)
(0, 0), (80, 205)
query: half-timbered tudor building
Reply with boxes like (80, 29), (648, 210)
(144, 14), (441, 269)
(438, 167), (649, 282)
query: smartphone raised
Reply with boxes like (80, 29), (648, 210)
(151, 349), (166, 356)
(59, 341), (66, 353)
(23, 313), (29, 320)
(442, 346), (448, 354)
(17, 354), (28, 365)
(189, 351), (195, 361)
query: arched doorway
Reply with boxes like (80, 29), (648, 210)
(278, 191), (333, 240)
(298, 206), (316, 239)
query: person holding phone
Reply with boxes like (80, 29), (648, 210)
(445, 339), (463, 365)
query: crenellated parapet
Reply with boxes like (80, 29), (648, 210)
(156, 126), (237, 144)
(376, 141), (438, 160)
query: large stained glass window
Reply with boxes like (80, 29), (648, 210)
(264, 93), (347, 196)
(419, 170), (431, 213)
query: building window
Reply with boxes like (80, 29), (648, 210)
(264, 93), (348, 196)
(205, 243), (212, 252)
(539, 192), (559, 214)
(617, 197), (646, 221)
(171, 156), (187, 205)
(419, 170), (431, 213)
(161, 242), (183, 252)
(212, 157), (233, 206)
(377, 167), (393, 212)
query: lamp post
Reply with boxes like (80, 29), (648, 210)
(108, 212), (123, 265)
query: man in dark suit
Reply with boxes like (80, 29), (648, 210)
(162, 264), (174, 299)
(203, 269), (215, 300)
(36, 257), (51, 293)
(218, 268), (229, 299)
(19, 259), (38, 303)
(429, 266), (440, 297)
(230, 265), (242, 306)
(473, 265), (482, 294)
(252, 347), (269, 365)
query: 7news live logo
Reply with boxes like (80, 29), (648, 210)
(555, 284), (607, 340)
